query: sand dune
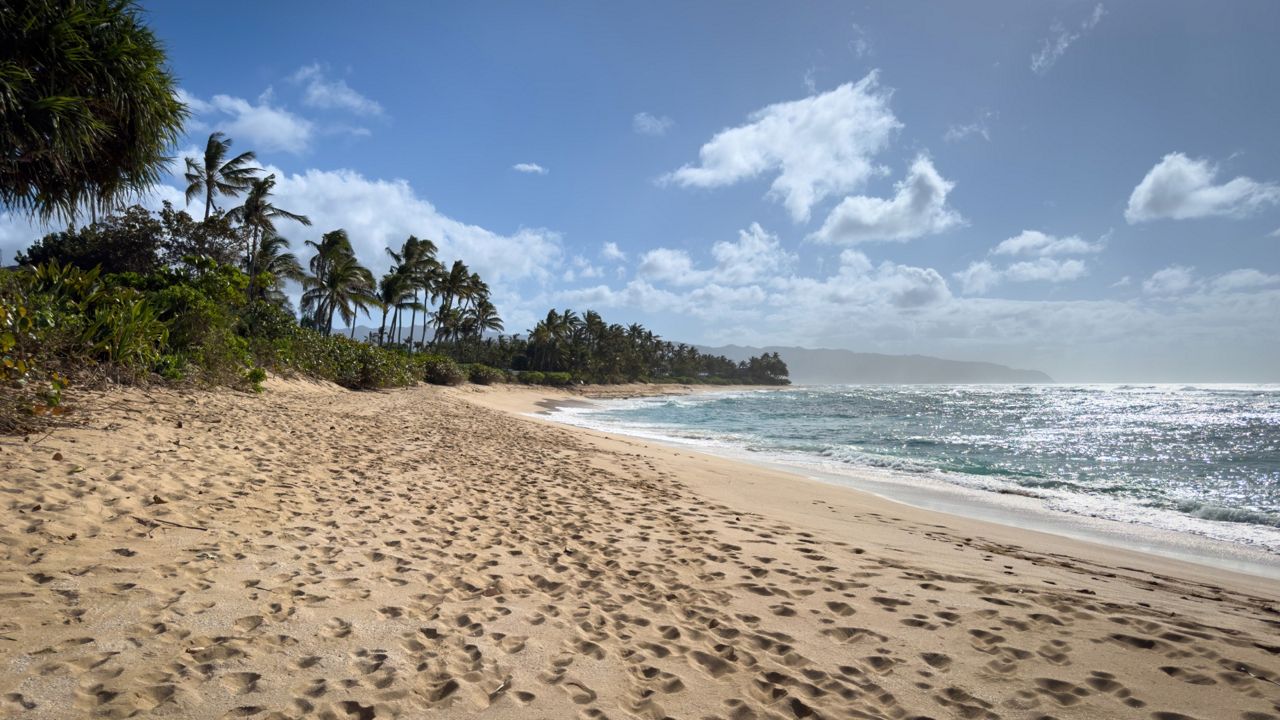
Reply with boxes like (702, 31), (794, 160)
(1, 379), (1277, 719)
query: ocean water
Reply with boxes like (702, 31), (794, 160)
(546, 385), (1280, 553)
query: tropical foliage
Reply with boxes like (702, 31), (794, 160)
(0, 4), (787, 428)
(0, 0), (187, 223)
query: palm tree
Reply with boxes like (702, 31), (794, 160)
(301, 229), (356, 330)
(383, 236), (441, 348)
(432, 260), (475, 343)
(248, 232), (303, 306)
(228, 174), (311, 300)
(1, 0), (188, 223)
(302, 250), (376, 337)
(467, 298), (503, 338)
(375, 266), (416, 346)
(184, 132), (259, 220)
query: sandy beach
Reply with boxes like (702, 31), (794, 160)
(2, 380), (1278, 720)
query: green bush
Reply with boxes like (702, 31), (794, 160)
(542, 371), (573, 386)
(245, 366), (267, 393)
(417, 353), (465, 385)
(468, 364), (505, 385)
(519, 370), (544, 385)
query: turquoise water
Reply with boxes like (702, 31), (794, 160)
(547, 385), (1280, 551)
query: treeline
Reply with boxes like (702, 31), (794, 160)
(436, 309), (788, 385)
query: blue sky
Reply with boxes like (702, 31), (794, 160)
(3, 1), (1279, 381)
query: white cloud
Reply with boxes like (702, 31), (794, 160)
(1031, 3), (1106, 75)
(600, 241), (627, 263)
(850, 23), (872, 58)
(662, 73), (901, 222)
(637, 223), (796, 288)
(291, 64), (383, 117)
(992, 230), (1104, 256)
(563, 256), (603, 283)
(637, 248), (702, 286)
(512, 163), (548, 175)
(1210, 268), (1280, 293)
(954, 257), (1087, 294)
(944, 110), (996, 143)
(1143, 266), (1196, 295)
(954, 261), (1002, 295)
(809, 155), (963, 244)
(632, 112), (674, 136)
(182, 89), (315, 155)
(1125, 152), (1280, 223)
(1004, 257), (1088, 283)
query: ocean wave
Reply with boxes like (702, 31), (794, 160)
(1175, 501), (1280, 528)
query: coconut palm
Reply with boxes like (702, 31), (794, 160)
(375, 266), (416, 346)
(184, 132), (259, 220)
(301, 229), (356, 330)
(302, 250), (376, 337)
(1, 0), (188, 222)
(248, 232), (303, 306)
(227, 174), (311, 300)
(466, 298), (503, 338)
(432, 260), (475, 342)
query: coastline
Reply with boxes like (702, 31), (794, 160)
(2, 379), (1278, 719)
(526, 384), (1280, 582)
(458, 383), (1280, 592)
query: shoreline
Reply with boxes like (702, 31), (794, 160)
(458, 383), (1280, 590)
(3, 379), (1279, 719)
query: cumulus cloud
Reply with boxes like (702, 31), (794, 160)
(1142, 266), (1196, 295)
(954, 258), (1086, 294)
(662, 73), (901, 222)
(291, 64), (383, 116)
(953, 261), (1001, 295)
(637, 223), (796, 288)
(252, 166), (562, 288)
(992, 230), (1104, 256)
(600, 241), (627, 263)
(1125, 152), (1280, 223)
(181, 89), (314, 154)
(1031, 3), (1106, 75)
(512, 163), (548, 175)
(809, 155), (962, 245)
(632, 112), (674, 136)
(1210, 268), (1279, 293)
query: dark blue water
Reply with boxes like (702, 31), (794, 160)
(549, 385), (1280, 549)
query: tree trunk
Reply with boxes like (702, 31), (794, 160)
(327, 301), (336, 337)
(378, 306), (389, 346)
(407, 289), (419, 353)
(245, 226), (259, 303)
(204, 188), (212, 221)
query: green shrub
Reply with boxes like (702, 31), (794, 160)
(417, 353), (465, 385)
(468, 364), (505, 385)
(245, 366), (267, 393)
(520, 370), (544, 385)
(542, 371), (573, 386)
(86, 289), (167, 371)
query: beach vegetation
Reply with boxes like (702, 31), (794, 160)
(1, 0), (187, 224)
(0, 9), (786, 430)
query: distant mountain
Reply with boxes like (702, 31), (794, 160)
(699, 345), (1053, 384)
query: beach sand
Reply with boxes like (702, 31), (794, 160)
(1, 379), (1277, 719)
